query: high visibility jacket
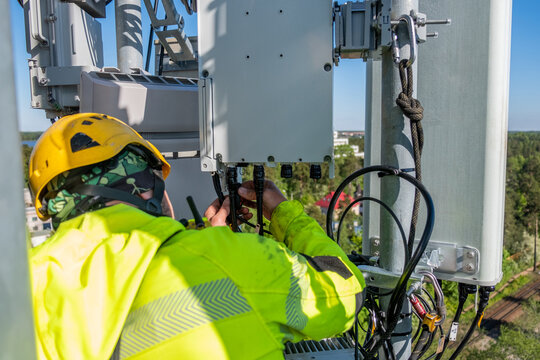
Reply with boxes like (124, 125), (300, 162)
(29, 201), (365, 360)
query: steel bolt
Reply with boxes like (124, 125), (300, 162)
(465, 263), (474, 272)
(373, 239), (380, 247)
(373, 251), (380, 256)
(466, 251), (475, 259)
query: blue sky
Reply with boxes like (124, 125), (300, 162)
(9, 0), (539, 131)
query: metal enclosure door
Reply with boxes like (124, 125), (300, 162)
(365, 0), (512, 286)
(197, 0), (334, 171)
(24, 0), (103, 112)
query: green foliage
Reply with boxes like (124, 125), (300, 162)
(348, 136), (365, 150)
(466, 299), (540, 360)
(20, 132), (42, 141)
(504, 132), (540, 255)
(22, 144), (33, 185)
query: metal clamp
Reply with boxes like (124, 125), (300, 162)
(359, 265), (422, 289)
(413, 240), (480, 275)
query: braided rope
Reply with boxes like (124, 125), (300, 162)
(396, 59), (424, 253)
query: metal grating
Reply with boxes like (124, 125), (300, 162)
(284, 334), (356, 359)
(92, 72), (197, 87)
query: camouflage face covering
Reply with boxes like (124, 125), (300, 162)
(44, 148), (156, 229)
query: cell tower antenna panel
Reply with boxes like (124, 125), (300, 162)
(197, 0), (334, 171)
(365, 0), (512, 286)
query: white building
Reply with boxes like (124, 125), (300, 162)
(24, 188), (52, 246)
(333, 131), (364, 158)
(333, 131), (349, 147)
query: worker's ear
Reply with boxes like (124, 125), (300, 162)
(161, 190), (175, 219)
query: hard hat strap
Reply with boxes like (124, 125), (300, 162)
(69, 175), (164, 216)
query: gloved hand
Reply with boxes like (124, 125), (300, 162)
(238, 180), (287, 220)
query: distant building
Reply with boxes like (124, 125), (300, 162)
(333, 131), (349, 146)
(337, 130), (365, 138)
(333, 132), (364, 159)
(24, 188), (52, 246)
(25, 206), (52, 232)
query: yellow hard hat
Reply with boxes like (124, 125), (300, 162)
(29, 113), (170, 219)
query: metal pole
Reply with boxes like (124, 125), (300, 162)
(379, 0), (419, 358)
(115, 0), (144, 73)
(364, 59), (382, 255)
(0, 1), (37, 358)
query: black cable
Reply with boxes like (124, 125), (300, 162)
(186, 196), (204, 229)
(337, 196), (410, 264)
(421, 287), (437, 313)
(411, 316), (422, 343)
(366, 286), (394, 297)
(434, 283), (477, 360)
(383, 339), (396, 360)
(212, 172), (272, 234)
(357, 315), (368, 334)
(410, 327), (430, 360)
(423, 326), (445, 360)
(211, 173), (225, 204)
(448, 286), (495, 360)
(416, 294), (433, 314)
(237, 216), (272, 235)
(418, 327), (441, 360)
(352, 308), (370, 360)
(144, 0), (159, 72)
(226, 167), (240, 232)
(158, 26), (167, 76)
(253, 165), (265, 236)
(326, 166), (435, 356)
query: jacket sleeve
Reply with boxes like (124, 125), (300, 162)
(182, 200), (365, 345)
(262, 200), (365, 342)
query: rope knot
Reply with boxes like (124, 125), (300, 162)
(396, 59), (424, 123)
(396, 93), (423, 122)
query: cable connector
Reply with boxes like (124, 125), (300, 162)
(478, 286), (495, 308)
(458, 283), (477, 303)
(310, 164), (322, 179)
(281, 164), (293, 178)
(226, 167), (241, 232)
(253, 165), (265, 235)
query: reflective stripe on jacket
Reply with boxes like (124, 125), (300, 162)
(30, 201), (365, 359)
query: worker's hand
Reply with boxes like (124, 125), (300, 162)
(238, 180), (287, 220)
(204, 196), (252, 227)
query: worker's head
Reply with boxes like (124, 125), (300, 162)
(29, 113), (172, 228)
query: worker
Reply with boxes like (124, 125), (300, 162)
(28, 113), (365, 360)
